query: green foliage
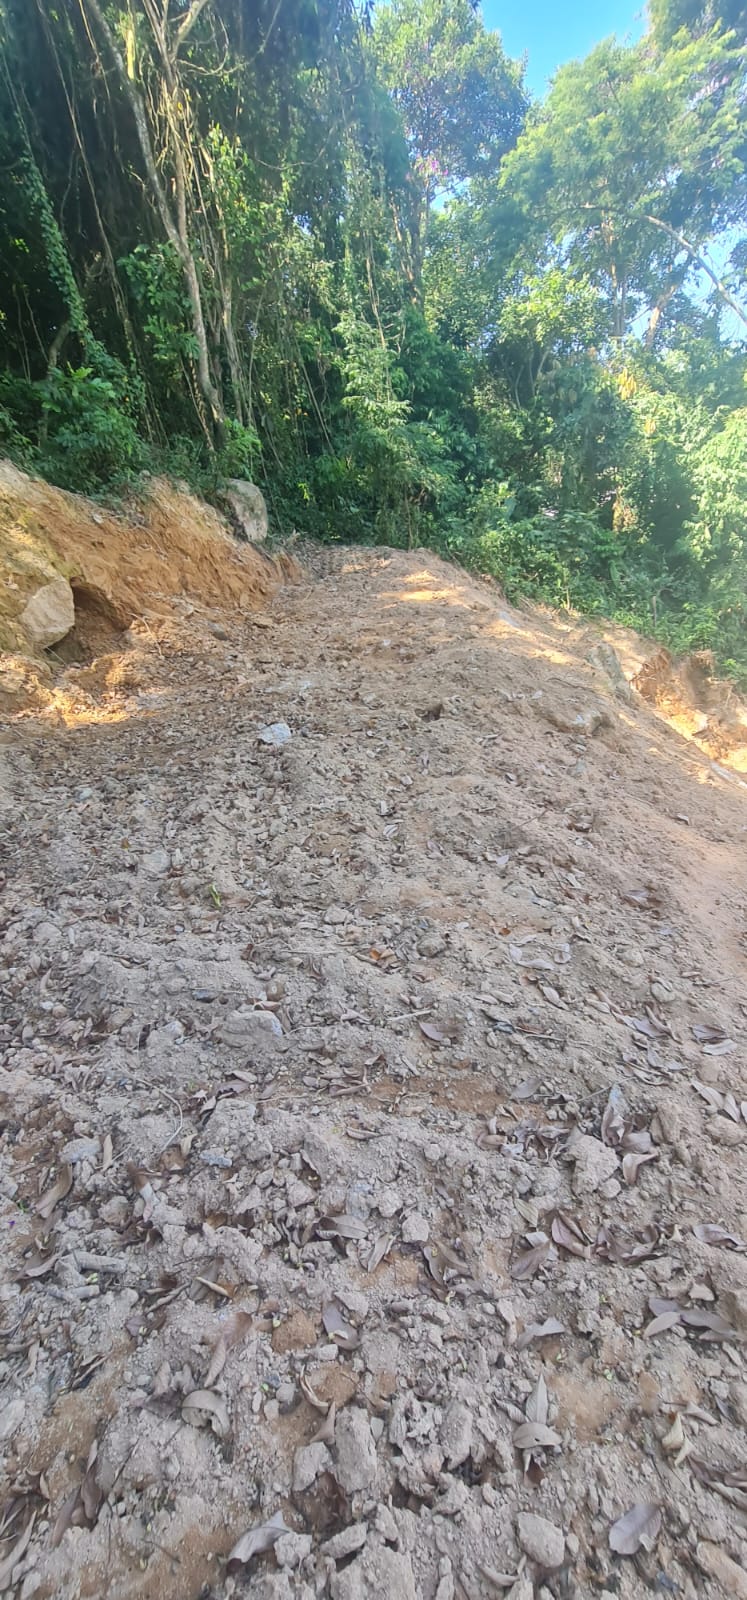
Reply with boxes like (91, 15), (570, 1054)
(0, 0), (744, 682)
(38, 367), (145, 492)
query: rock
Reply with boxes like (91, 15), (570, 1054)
(711, 1119), (744, 1148)
(259, 721), (292, 748)
(568, 1132), (619, 1196)
(275, 1532), (313, 1569)
(439, 1400), (473, 1469)
(696, 1542), (747, 1597)
(516, 1512), (565, 1570)
(417, 931), (446, 958)
(293, 1443), (332, 1493)
(587, 642), (635, 704)
(330, 1542), (417, 1600)
(0, 1398), (25, 1442)
(142, 848), (170, 876)
(377, 1187), (402, 1219)
(20, 576), (75, 650)
(324, 904), (347, 926)
(0, 653), (52, 714)
(323, 1523), (369, 1560)
(335, 1407), (378, 1493)
(223, 479), (268, 544)
(729, 1381), (747, 1427)
(217, 1007), (283, 1046)
(374, 1505), (399, 1544)
(401, 1211), (429, 1243)
(32, 921), (62, 946)
(60, 1136), (101, 1163)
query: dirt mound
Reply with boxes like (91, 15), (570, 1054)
(1, 545), (747, 1600)
(0, 462), (296, 715)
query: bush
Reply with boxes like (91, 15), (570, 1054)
(38, 365), (145, 492)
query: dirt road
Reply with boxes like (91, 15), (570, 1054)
(2, 547), (747, 1600)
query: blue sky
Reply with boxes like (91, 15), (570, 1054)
(483, 0), (646, 97)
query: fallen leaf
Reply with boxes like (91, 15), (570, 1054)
(101, 1133), (113, 1172)
(205, 1309), (253, 1387)
(601, 1086), (626, 1147)
(644, 1311), (682, 1338)
(511, 1239), (551, 1280)
(513, 1420), (562, 1451)
(418, 1020), (448, 1045)
(693, 1223), (747, 1251)
(723, 1093), (741, 1122)
(0, 1513), (36, 1586)
(692, 1023), (728, 1044)
(364, 1232), (394, 1272)
(526, 1371), (549, 1426)
(661, 1413), (686, 1456)
(311, 1400), (337, 1444)
(317, 1213), (367, 1241)
(703, 1040), (737, 1057)
(622, 1150), (658, 1186)
(680, 1308), (735, 1340)
(515, 1317), (565, 1351)
(691, 1081), (724, 1113)
(182, 1388), (230, 1436)
(551, 1212), (590, 1257)
(609, 1503), (662, 1555)
(322, 1301), (359, 1350)
(227, 1510), (289, 1568)
(36, 1164), (72, 1220)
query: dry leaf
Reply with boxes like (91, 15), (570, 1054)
(515, 1317), (565, 1351)
(317, 1213), (367, 1241)
(622, 1150), (658, 1186)
(661, 1413), (685, 1455)
(526, 1371), (549, 1426)
(692, 1023), (728, 1044)
(311, 1400), (337, 1444)
(601, 1086), (626, 1147)
(609, 1503), (662, 1555)
(205, 1309), (253, 1387)
(227, 1510), (289, 1567)
(418, 1020), (448, 1044)
(182, 1388), (230, 1436)
(322, 1301), (359, 1350)
(691, 1081), (724, 1113)
(101, 1133), (113, 1172)
(644, 1311), (682, 1339)
(0, 1513), (36, 1586)
(693, 1223), (747, 1252)
(513, 1420), (562, 1451)
(511, 1239), (551, 1280)
(680, 1309), (735, 1340)
(723, 1092), (741, 1122)
(36, 1164), (72, 1220)
(364, 1232), (394, 1273)
(551, 1212), (590, 1257)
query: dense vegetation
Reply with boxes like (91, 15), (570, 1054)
(0, 0), (746, 674)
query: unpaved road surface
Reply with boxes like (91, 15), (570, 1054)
(2, 547), (747, 1600)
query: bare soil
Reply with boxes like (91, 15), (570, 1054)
(2, 543), (747, 1600)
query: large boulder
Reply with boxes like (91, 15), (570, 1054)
(222, 479), (268, 544)
(19, 577), (75, 650)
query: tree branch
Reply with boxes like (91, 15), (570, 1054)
(170, 0), (213, 60)
(639, 213), (747, 332)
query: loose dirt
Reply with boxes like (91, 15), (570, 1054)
(1, 540), (747, 1600)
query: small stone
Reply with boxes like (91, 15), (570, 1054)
(729, 1381), (747, 1427)
(517, 1512), (565, 1569)
(401, 1211), (429, 1243)
(274, 1532), (312, 1569)
(323, 1523), (369, 1560)
(258, 721), (292, 747)
(335, 1407), (378, 1493)
(33, 921), (62, 946)
(324, 904), (347, 925)
(218, 1008), (283, 1045)
(711, 1119), (744, 1148)
(142, 848), (170, 875)
(330, 1544), (416, 1600)
(417, 932), (446, 958)
(293, 1443), (332, 1493)
(377, 1188), (402, 1219)
(696, 1542), (747, 1598)
(276, 1383), (297, 1412)
(569, 1133), (619, 1197)
(439, 1400), (473, 1470)
(0, 1398), (25, 1442)
(374, 1505), (399, 1544)
(60, 1136), (101, 1163)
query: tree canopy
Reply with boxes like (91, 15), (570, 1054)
(0, 0), (745, 676)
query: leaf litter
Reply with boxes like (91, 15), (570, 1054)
(3, 544), (747, 1600)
